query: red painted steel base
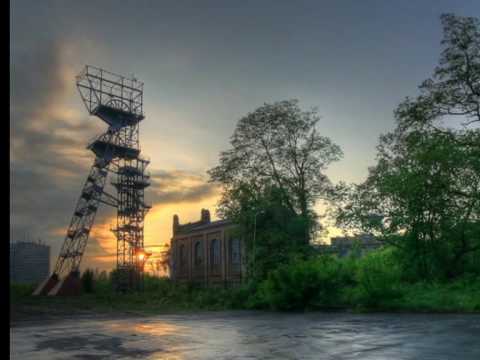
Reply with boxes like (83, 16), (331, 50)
(32, 274), (60, 296)
(47, 271), (82, 296)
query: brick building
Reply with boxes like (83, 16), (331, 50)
(314, 233), (382, 257)
(170, 209), (245, 286)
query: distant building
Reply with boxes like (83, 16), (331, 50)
(315, 233), (382, 257)
(10, 241), (50, 284)
(170, 209), (245, 287)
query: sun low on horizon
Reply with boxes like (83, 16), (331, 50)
(82, 194), (223, 274)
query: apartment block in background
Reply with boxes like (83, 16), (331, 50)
(10, 241), (50, 284)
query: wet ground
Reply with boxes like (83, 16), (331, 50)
(10, 311), (480, 359)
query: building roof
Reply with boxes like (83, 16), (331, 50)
(331, 233), (380, 246)
(188, 219), (232, 231)
(174, 219), (233, 236)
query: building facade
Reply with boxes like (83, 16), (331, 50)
(170, 209), (245, 287)
(315, 233), (382, 257)
(10, 241), (50, 284)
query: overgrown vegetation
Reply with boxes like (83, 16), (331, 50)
(81, 269), (95, 293)
(11, 250), (480, 316)
(11, 274), (252, 319)
(252, 248), (480, 312)
(333, 14), (480, 281)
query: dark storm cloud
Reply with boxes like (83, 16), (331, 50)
(9, 36), (218, 264)
(10, 37), (104, 251)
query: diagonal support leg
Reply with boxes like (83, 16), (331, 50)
(33, 156), (111, 296)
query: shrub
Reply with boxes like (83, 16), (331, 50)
(81, 269), (95, 293)
(353, 247), (403, 307)
(257, 256), (345, 311)
(10, 282), (36, 302)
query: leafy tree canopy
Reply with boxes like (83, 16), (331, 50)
(334, 14), (480, 279)
(396, 14), (479, 132)
(209, 99), (343, 244)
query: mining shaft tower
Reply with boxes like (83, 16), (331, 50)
(34, 66), (151, 296)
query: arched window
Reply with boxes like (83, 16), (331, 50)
(210, 239), (221, 271)
(179, 244), (186, 273)
(194, 241), (203, 267)
(230, 238), (241, 265)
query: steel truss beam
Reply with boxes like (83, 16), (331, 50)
(35, 66), (150, 295)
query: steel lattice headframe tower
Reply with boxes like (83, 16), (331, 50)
(34, 66), (151, 296)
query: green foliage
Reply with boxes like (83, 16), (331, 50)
(224, 183), (313, 281)
(352, 248), (403, 307)
(10, 282), (36, 303)
(253, 252), (355, 311)
(81, 269), (95, 293)
(10, 254), (480, 316)
(248, 247), (480, 312)
(396, 14), (480, 131)
(209, 99), (343, 246)
(334, 13), (480, 280)
(256, 256), (348, 311)
(397, 278), (480, 313)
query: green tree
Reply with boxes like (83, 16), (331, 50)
(335, 14), (480, 280)
(208, 99), (343, 245)
(396, 14), (479, 133)
(227, 184), (310, 280)
(81, 268), (95, 293)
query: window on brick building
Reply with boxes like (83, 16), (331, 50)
(230, 238), (241, 266)
(194, 241), (203, 267)
(210, 239), (220, 271)
(179, 244), (187, 273)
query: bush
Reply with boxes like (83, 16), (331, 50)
(81, 269), (95, 293)
(352, 248), (403, 308)
(256, 256), (346, 311)
(144, 275), (173, 294)
(10, 282), (36, 302)
(398, 276), (480, 312)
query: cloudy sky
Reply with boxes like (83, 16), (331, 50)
(10, 0), (480, 272)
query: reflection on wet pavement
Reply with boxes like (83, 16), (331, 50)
(10, 311), (480, 359)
